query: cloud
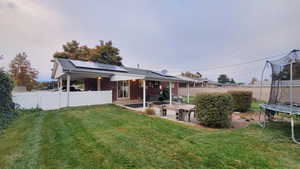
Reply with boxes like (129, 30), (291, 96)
(0, 0), (72, 80)
(1, 0), (300, 83)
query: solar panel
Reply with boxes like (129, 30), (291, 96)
(151, 71), (175, 78)
(70, 60), (127, 72)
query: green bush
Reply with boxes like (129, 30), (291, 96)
(195, 93), (233, 128)
(228, 91), (252, 112)
(0, 72), (17, 131)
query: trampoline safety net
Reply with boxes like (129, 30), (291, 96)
(263, 49), (300, 114)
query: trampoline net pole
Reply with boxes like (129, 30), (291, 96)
(290, 58), (300, 144)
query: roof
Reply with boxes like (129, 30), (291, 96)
(176, 75), (207, 83)
(53, 58), (188, 82)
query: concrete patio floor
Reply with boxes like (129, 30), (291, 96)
(116, 103), (255, 129)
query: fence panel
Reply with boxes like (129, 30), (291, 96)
(178, 86), (271, 101)
(13, 90), (112, 110)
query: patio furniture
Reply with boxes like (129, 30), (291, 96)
(193, 109), (198, 118)
(168, 103), (196, 122)
(176, 109), (186, 121)
(160, 105), (167, 116)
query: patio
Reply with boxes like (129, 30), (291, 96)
(117, 101), (199, 125)
(117, 101), (254, 128)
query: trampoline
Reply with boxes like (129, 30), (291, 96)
(259, 49), (300, 144)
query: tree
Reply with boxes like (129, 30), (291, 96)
(54, 40), (123, 66)
(250, 77), (258, 84)
(230, 78), (235, 84)
(181, 71), (202, 79)
(9, 52), (39, 91)
(0, 71), (16, 130)
(0, 55), (3, 72)
(196, 72), (202, 78)
(217, 74), (230, 84)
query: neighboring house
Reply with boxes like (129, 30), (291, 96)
(177, 76), (207, 88)
(51, 58), (189, 108)
(177, 76), (225, 88)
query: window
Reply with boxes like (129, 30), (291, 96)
(147, 81), (160, 88)
(118, 81), (129, 98)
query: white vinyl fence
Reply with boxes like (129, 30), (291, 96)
(13, 91), (112, 110)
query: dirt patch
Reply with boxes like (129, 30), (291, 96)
(231, 112), (258, 129)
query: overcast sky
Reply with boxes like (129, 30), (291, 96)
(1, 0), (300, 82)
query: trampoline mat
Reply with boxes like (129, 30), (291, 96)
(260, 104), (300, 115)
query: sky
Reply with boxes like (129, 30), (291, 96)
(1, 0), (300, 83)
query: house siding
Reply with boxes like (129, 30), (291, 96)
(101, 77), (117, 101)
(84, 78), (97, 91)
(130, 80), (143, 100)
(161, 81), (178, 96)
(84, 78), (179, 102)
(84, 77), (117, 101)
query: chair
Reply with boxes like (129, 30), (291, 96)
(160, 105), (167, 116)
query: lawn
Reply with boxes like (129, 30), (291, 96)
(0, 104), (300, 169)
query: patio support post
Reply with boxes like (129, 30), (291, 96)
(59, 78), (63, 91)
(97, 77), (101, 91)
(67, 74), (70, 107)
(57, 80), (60, 90)
(169, 81), (172, 105)
(187, 82), (190, 104)
(143, 79), (146, 109)
(59, 77), (63, 108)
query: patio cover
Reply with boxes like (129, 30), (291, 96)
(110, 74), (144, 81)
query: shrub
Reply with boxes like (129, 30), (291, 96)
(145, 107), (155, 115)
(0, 72), (17, 131)
(228, 91), (252, 112)
(195, 93), (233, 128)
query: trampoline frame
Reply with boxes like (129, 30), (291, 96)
(258, 50), (300, 144)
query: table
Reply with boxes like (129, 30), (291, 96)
(166, 104), (196, 122)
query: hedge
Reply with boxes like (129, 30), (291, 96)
(0, 72), (17, 131)
(228, 91), (252, 112)
(195, 93), (233, 128)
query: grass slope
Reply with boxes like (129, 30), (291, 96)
(0, 104), (299, 169)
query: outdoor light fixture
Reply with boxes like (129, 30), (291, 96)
(97, 77), (101, 80)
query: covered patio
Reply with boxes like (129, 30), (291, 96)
(51, 58), (194, 108)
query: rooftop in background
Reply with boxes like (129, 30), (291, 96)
(176, 75), (207, 83)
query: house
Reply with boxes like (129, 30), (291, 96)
(177, 76), (207, 88)
(177, 76), (225, 88)
(51, 58), (191, 109)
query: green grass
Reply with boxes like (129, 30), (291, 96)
(250, 100), (265, 112)
(0, 104), (300, 169)
(183, 96), (195, 104)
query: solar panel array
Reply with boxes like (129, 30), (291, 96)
(151, 71), (175, 78)
(70, 60), (127, 72)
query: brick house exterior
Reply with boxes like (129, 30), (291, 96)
(51, 58), (189, 108)
(83, 78), (178, 102)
